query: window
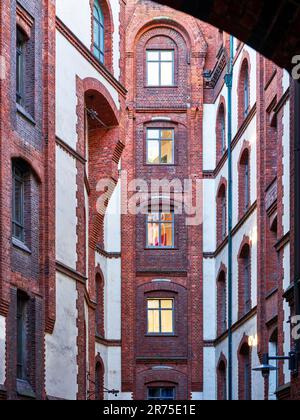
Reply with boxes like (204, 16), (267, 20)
(147, 50), (174, 87)
(17, 292), (28, 380)
(244, 66), (249, 118)
(243, 250), (251, 314)
(239, 343), (252, 400)
(147, 299), (174, 335)
(16, 28), (25, 105)
(147, 129), (174, 165)
(217, 361), (227, 400)
(239, 243), (251, 317)
(244, 156), (250, 210)
(95, 361), (104, 400)
(217, 271), (227, 336)
(93, 0), (105, 64)
(148, 387), (175, 401)
(221, 191), (226, 241)
(147, 213), (174, 248)
(12, 163), (25, 242)
(95, 273), (104, 337)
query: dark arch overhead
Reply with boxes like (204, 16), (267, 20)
(153, 0), (300, 72)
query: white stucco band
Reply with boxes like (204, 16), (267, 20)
(45, 273), (78, 400)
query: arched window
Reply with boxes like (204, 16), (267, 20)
(243, 66), (249, 118)
(217, 359), (227, 400)
(93, 0), (105, 64)
(238, 148), (250, 218)
(238, 243), (251, 317)
(238, 59), (250, 125)
(238, 343), (251, 400)
(95, 360), (104, 400)
(217, 270), (227, 336)
(216, 103), (226, 162)
(269, 330), (278, 400)
(217, 182), (227, 245)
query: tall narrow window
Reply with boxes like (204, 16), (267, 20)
(147, 213), (174, 248)
(221, 111), (226, 155)
(95, 273), (104, 337)
(244, 155), (250, 210)
(95, 361), (104, 400)
(12, 163), (25, 242)
(147, 50), (174, 87)
(93, 0), (105, 64)
(147, 299), (174, 335)
(217, 271), (227, 336)
(244, 67), (249, 118)
(16, 29), (25, 105)
(221, 191), (227, 241)
(148, 387), (175, 401)
(217, 361), (227, 400)
(239, 343), (252, 400)
(244, 249), (251, 314)
(17, 292), (28, 380)
(147, 128), (174, 165)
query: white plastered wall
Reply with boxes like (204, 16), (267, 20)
(45, 273), (78, 400)
(56, 31), (120, 150)
(56, 0), (121, 80)
(56, 146), (78, 269)
(0, 316), (6, 385)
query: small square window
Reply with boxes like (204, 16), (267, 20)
(147, 212), (174, 248)
(146, 129), (174, 165)
(147, 299), (174, 335)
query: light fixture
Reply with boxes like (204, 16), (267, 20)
(253, 352), (298, 379)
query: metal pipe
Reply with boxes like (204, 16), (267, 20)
(294, 80), (300, 357)
(225, 35), (234, 401)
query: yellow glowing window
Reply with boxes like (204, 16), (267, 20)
(147, 299), (174, 334)
(147, 129), (174, 165)
(147, 213), (174, 248)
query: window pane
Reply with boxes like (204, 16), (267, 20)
(161, 213), (173, 222)
(147, 300), (160, 309)
(14, 179), (23, 224)
(147, 129), (160, 139)
(148, 213), (160, 223)
(161, 140), (173, 164)
(161, 310), (173, 333)
(160, 300), (173, 309)
(161, 51), (173, 62)
(161, 62), (173, 86)
(161, 388), (174, 398)
(147, 62), (159, 86)
(161, 129), (173, 139)
(147, 51), (159, 61)
(148, 309), (160, 333)
(147, 222), (159, 247)
(147, 140), (160, 164)
(161, 223), (173, 247)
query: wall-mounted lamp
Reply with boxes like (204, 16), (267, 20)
(253, 352), (298, 379)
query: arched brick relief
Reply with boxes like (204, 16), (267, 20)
(216, 95), (227, 164)
(238, 334), (252, 400)
(217, 353), (227, 400)
(135, 367), (188, 400)
(238, 236), (252, 319)
(237, 140), (251, 219)
(237, 51), (251, 127)
(216, 177), (227, 246)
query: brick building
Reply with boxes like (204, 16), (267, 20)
(0, 0), (296, 400)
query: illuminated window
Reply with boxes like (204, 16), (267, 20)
(93, 0), (104, 64)
(147, 213), (174, 248)
(147, 129), (174, 165)
(147, 50), (174, 86)
(148, 387), (175, 400)
(147, 299), (174, 335)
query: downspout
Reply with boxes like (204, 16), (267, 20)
(294, 80), (300, 358)
(224, 35), (234, 401)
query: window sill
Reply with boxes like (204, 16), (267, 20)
(145, 334), (177, 338)
(145, 85), (178, 89)
(12, 237), (32, 255)
(145, 248), (178, 251)
(16, 103), (36, 125)
(17, 379), (36, 399)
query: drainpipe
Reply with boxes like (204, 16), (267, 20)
(224, 35), (234, 401)
(294, 80), (300, 358)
